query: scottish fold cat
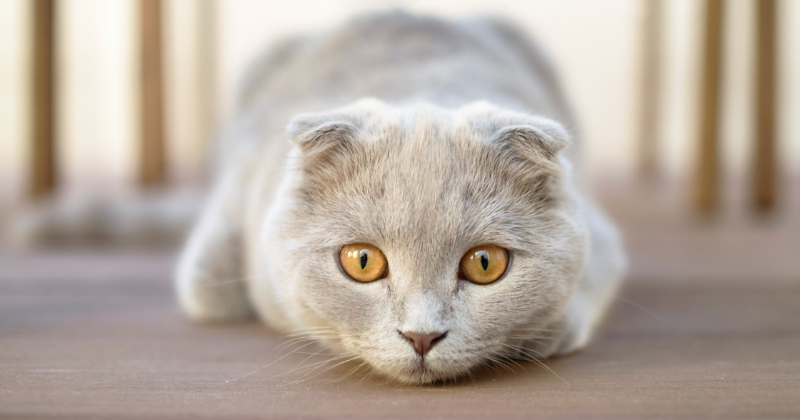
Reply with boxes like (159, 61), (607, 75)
(176, 11), (625, 384)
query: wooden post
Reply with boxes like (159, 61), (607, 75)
(30, 0), (56, 198)
(638, 0), (663, 178)
(140, 0), (166, 187)
(753, 0), (778, 211)
(197, 0), (217, 163)
(695, 0), (724, 213)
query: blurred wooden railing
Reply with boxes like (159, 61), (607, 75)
(139, 0), (166, 187)
(638, 0), (781, 213)
(29, 0), (785, 212)
(753, 0), (778, 211)
(695, 0), (724, 212)
(30, 0), (56, 198)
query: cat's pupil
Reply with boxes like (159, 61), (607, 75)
(480, 254), (489, 271)
(360, 251), (368, 269)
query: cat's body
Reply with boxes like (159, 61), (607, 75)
(177, 11), (625, 384)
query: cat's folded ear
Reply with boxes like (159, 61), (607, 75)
(489, 117), (569, 175)
(287, 113), (359, 154)
(286, 113), (360, 170)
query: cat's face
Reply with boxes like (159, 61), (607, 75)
(263, 99), (587, 384)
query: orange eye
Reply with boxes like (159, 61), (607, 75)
(459, 245), (509, 284)
(339, 244), (388, 282)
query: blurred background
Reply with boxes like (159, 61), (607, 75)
(0, 0), (798, 266)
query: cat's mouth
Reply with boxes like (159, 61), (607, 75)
(401, 362), (441, 384)
(391, 350), (469, 384)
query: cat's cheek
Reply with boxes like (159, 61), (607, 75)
(296, 269), (391, 331)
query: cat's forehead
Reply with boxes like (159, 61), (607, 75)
(297, 113), (552, 254)
(354, 100), (510, 143)
(286, 99), (569, 259)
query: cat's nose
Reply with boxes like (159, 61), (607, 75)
(400, 330), (447, 356)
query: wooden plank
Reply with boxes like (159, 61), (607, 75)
(29, 0), (56, 198)
(1, 185), (800, 418)
(637, 0), (663, 177)
(695, 0), (724, 213)
(753, 0), (778, 211)
(139, 0), (166, 187)
(0, 246), (798, 418)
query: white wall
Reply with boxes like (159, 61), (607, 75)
(0, 0), (32, 201)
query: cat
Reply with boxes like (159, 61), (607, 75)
(176, 11), (626, 385)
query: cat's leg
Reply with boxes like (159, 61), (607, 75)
(175, 172), (254, 322)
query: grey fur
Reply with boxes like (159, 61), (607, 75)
(176, 11), (625, 384)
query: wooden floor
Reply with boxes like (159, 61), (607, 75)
(1, 180), (799, 419)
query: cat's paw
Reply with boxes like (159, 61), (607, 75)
(176, 269), (255, 323)
(548, 321), (591, 358)
(521, 310), (592, 360)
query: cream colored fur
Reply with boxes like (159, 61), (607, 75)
(176, 11), (625, 384)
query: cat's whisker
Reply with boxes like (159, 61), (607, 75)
(277, 335), (337, 348)
(266, 350), (350, 380)
(284, 328), (337, 338)
(288, 355), (362, 384)
(335, 361), (368, 382)
(508, 333), (551, 341)
(266, 357), (333, 380)
(486, 356), (515, 374)
(275, 333), (338, 352)
(466, 371), (478, 390)
(510, 326), (560, 332)
(357, 369), (376, 384)
(499, 344), (569, 385)
(274, 341), (338, 359)
(226, 340), (322, 383)
(291, 351), (353, 375)
(496, 353), (528, 373)
(284, 343), (340, 375)
(276, 334), (330, 348)
(281, 329), (339, 339)
(501, 343), (547, 359)
(507, 332), (552, 337)
(506, 338), (548, 348)
(479, 360), (501, 375)
(284, 325), (338, 334)
(281, 350), (352, 374)
(282, 327), (337, 337)
(529, 358), (568, 385)
(613, 295), (661, 320)
(275, 337), (317, 352)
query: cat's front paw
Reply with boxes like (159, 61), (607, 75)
(521, 312), (591, 360)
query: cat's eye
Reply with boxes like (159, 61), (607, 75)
(339, 244), (388, 282)
(459, 245), (509, 284)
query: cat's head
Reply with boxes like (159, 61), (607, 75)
(263, 98), (587, 384)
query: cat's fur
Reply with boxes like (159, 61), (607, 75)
(176, 11), (625, 384)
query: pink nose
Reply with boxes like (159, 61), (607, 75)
(401, 330), (446, 356)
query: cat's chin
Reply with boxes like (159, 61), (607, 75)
(382, 366), (459, 385)
(368, 357), (476, 385)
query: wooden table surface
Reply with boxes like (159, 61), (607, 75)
(2, 182), (799, 419)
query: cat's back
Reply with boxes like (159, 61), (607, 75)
(232, 11), (574, 146)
